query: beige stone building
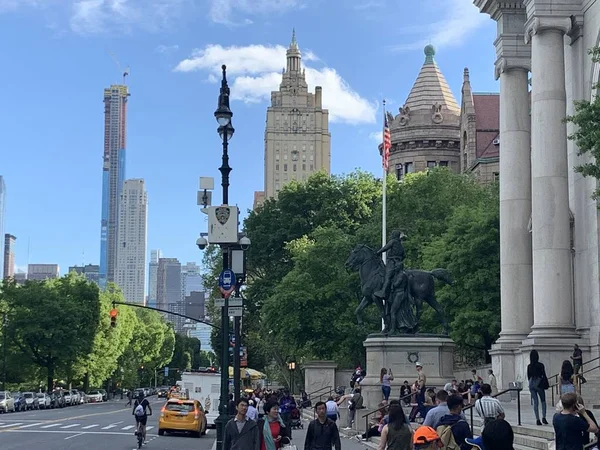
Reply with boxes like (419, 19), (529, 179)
(254, 31), (331, 206)
(384, 45), (500, 184)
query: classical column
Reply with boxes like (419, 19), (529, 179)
(526, 16), (576, 337)
(495, 57), (533, 344)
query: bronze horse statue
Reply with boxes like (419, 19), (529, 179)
(345, 244), (452, 335)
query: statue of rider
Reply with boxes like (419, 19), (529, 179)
(374, 230), (407, 301)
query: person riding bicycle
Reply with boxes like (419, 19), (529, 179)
(133, 393), (152, 443)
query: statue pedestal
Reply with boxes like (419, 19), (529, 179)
(360, 335), (455, 409)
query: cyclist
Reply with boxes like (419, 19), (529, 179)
(133, 392), (152, 443)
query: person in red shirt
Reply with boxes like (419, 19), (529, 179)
(258, 401), (290, 450)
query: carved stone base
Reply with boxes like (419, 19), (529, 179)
(360, 335), (455, 410)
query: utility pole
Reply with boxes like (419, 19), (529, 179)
(2, 312), (6, 392)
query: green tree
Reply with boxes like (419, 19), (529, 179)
(421, 185), (500, 359)
(1, 274), (100, 391)
(566, 47), (600, 199)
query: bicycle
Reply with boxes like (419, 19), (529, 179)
(135, 412), (152, 448)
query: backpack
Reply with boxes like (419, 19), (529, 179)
(436, 421), (464, 450)
(134, 403), (145, 417)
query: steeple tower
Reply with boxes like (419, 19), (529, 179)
(286, 28), (301, 73)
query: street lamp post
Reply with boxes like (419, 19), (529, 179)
(288, 361), (296, 396)
(214, 64), (235, 450)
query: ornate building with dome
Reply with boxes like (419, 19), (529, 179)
(384, 45), (500, 184)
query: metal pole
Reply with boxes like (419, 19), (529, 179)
(2, 313), (6, 392)
(234, 315), (241, 404)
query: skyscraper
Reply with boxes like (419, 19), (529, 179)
(156, 258), (182, 312)
(27, 264), (59, 281)
(115, 179), (147, 304)
(148, 249), (162, 308)
(0, 176), (5, 275)
(181, 262), (203, 297)
(257, 30), (331, 201)
(3, 234), (15, 279)
(68, 264), (100, 285)
(99, 84), (130, 289)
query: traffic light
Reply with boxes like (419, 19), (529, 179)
(109, 308), (118, 328)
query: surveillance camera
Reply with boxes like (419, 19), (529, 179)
(196, 236), (208, 250)
(239, 236), (251, 250)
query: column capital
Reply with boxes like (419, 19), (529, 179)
(474, 0), (526, 20)
(524, 16), (572, 44)
(494, 56), (530, 80)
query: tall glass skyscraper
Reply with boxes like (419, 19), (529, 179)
(99, 85), (129, 289)
(0, 176), (5, 275)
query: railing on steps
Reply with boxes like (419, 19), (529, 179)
(550, 361), (600, 407)
(462, 387), (523, 432)
(306, 385), (333, 402)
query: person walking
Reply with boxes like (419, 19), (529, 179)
(258, 401), (290, 450)
(527, 349), (549, 426)
(381, 368), (394, 401)
(377, 402), (412, 450)
(304, 401), (341, 450)
(126, 390), (132, 407)
(488, 370), (498, 396)
(553, 392), (599, 450)
(474, 384), (505, 428)
(559, 360), (576, 395)
(224, 398), (260, 450)
(325, 396), (339, 423)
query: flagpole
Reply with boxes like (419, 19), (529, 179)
(381, 100), (388, 331)
(382, 99), (387, 264)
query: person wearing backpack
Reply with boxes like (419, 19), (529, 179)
(132, 393), (153, 444)
(436, 394), (472, 450)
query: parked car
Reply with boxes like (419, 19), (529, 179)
(0, 391), (15, 413)
(70, 390), (80, 405)
(98, 389), (107, 401)
(23, 392), (39, 410)
(36, 393), (52, 409)
(87, 390), (103, 403)
(78, 391), (87, 404)
(51, 390), (66, 408)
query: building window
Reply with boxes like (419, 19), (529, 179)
(439, 161), (448, 167)
(395, 163), (403, 180)
(310, 164), (314, 170)
(284, 154), (288, 160)
(404, 162), (414, 174)
(293, 164), (297, 172)
(276, 154), (280, 160)
(309, 154), (314, 161)
(302, 163), (306, 171)
(284, 164), (288, 171)
(275, 164), (279, 171)
(427, 161), (436, 169)
(275, 182), (280, 190)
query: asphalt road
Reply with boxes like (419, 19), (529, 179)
(0, 398), (216, 450)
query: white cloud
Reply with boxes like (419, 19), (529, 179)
(354, 1), (384, 9)
(392, 0), (488, 52)
(175, 44), (376, 125)
(209, 0), (302, 25)
(156, 44), (179, 54)
(369, 131), (382, 144)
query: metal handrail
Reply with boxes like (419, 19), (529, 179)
(463, 387), (522, 431)
(547, 355), (600, 386)
(306, 386), (332, 400)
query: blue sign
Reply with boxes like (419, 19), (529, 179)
(219, 269), (236, 291)
(164, 367), (169, 377)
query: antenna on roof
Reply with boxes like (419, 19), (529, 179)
(108, 51), (130, 85)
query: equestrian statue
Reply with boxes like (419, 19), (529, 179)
(344, 230), (453, 335)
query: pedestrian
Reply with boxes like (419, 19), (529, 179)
(488, 370), (498, 396)
(258, 401), (290, 450)
(304, 401), (341, 450)
(380, 368), (393, 401)
(248, 400), (259, 422)
(343, 387), (363, 430)
(377, 402), (412, 450)
(474, 384), (505, 428)
(223, 398), (260, 450)
(126, 390), (132, 407)
(527, 349), (549, 426)
(325, 396), (339, 422)
(553, 392), (599, 450)
(571, 344), (583, 375)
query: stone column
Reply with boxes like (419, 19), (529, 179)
(496, 58), (533, 344)
(525, 16), (576, 338)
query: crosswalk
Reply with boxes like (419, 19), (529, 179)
(0, 421), (156, 433)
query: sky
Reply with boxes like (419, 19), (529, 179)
(0, 0), (498, 276)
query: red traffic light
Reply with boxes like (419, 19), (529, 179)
(109, 309), (118, 318)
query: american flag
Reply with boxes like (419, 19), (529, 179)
(382, 114), (391, 170)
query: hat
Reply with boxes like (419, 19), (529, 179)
(413, 426), (439, 445)
(465, 436), (484, 450)
(415, 362), (423, 367)
(248, 400), (254, 406)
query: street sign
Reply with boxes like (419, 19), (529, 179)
(214, 296), (242, 308)
(164, 367), (169, 377)
(218, 269), (236, 298)
(228, 306), (243, 317)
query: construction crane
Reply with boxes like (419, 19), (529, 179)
(108, 51), (130, 85)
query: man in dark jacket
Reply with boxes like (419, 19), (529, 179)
(304, 401), (341, 450)
(436, 394), (472, 450)
(223, 398), (260, 450)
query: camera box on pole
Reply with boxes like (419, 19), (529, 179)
(208, 205), (239, 244)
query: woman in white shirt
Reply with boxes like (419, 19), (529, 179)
(325, 396), (339, 422)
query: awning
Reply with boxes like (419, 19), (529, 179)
(228, 367), (267, 380)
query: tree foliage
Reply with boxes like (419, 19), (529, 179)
(566, 47), (600, 199)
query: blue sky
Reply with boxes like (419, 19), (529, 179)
(0, 0), (497, 276)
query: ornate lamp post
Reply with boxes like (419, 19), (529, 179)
(288, 360), (296, 395)
(214, 64), (235, 450)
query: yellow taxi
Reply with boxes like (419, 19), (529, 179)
(158, 398), (207, 437)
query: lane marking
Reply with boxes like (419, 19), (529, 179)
(0, 423), (22, 428)
(5, 429), (159, 437)
(65, 432), (84, 440)
(122, 425), (134, 430)
(102, 425), (116, 429)
(146, 426), (154, 431)
(61, 424), (81, 429)
(82, 424), (99, 429)
(41, 423), (62, 428)
(18, 423), (44, 429)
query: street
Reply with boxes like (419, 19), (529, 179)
(0, 399), (216, 450)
